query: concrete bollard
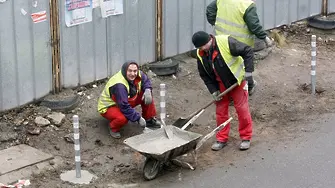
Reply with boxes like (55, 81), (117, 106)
(60, 115), (96, 184)
(160, 84), (166, 128)
(73, 115), (81, 178)
(311, 35), (316, 95)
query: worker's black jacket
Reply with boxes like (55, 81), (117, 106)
(197, 36), (254, 94)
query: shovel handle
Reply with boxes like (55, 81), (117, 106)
(187, 83), (238, 118)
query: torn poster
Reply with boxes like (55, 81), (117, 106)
(32, 1), (38, 8)
(100, 0), (123, 18)
(65, 0), (92, 27)
(31, 11), (47, 23)
(92, 0), (100, 8)
(0, 179), (31, 188)
(20, 8), (27, 15)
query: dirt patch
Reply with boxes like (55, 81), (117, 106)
(1, 22), (335, 187)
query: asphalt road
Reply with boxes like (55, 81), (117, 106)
(141, 113), (335, 188)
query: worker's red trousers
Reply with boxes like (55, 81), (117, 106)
(101, 91), (157, 132)
(215, 80), (253, 142)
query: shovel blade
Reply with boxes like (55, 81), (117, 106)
(172, 118), (194, 130)
(164, 126), (174, 139)
(172, 118), (188, 128)
(160, 119), (174, 139)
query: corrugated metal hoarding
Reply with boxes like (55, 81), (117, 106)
(256, 0), (322, 30)
(329, 0), (335, 13)
(59, 0), (156, 88)
(162, 0), (323, 58)
(0, 0), (52, 111)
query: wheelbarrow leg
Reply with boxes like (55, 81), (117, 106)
(171, 158), (195, 170)
(191, 150), (198, 167)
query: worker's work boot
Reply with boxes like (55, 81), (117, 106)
(109, 128), (121, 139)
(248, 80), (257, 96)
(211, 141), (227, 151)
(146, 118), (161, 129)
(239, 140), (250, 150)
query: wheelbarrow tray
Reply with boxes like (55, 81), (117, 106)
(123, 125), (202, 162)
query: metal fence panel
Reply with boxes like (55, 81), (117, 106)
(106, 0), (156, 75)
(137, 0), (156, 66)
(60, 0), (156, 87)
(329, 0), (335, 13)
(0, 0), (52, 111)
(59, 3), (108, 88)
(163, 0), (323, 59)
(256, 0), (322, 30)
(163, 0), (212, 58)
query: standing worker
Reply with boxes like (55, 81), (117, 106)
(206, 0), (273, 48)
(206, 0), (273, 96)
(191, 31), (254, 151)
(97, 61), (161, 139)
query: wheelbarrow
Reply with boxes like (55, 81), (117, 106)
(123, 117), (233, 180)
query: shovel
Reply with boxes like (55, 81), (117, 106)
(160, 118), (174, 139)
(173, 83), (238, 130)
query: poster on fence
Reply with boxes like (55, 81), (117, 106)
(65, 0), (93, 27)
(92, 0), (100, 8)
(100, 0), (123, 18)
(31, 11), (47, 23)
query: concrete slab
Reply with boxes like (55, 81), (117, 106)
(0, 156), (63, 185)
(60, 170), (96, 184)
(0, 144), (53, 176)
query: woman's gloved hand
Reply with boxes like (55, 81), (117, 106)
(142, 89), (152, 105)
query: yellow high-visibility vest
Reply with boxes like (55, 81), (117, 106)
(215, 0), (255, 47)
(197, 35), (245, 85)
(97, 71), (142, 114)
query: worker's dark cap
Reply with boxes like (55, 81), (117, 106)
(192, 31), (211, 48)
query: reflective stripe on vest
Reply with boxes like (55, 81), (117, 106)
(97, 71), (142, 114)
(215, 0), (255, 47)
(196, 35), (245, 85)
(216, 17), (248, 29)
(215, 26), (255, 39)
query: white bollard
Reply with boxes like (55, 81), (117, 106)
(73, 115), (81, 178)
(311, 35), (316, 95)
(60, 115), (96, 184)
(160, 84), (166, 128)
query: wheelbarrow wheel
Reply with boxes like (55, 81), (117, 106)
(143, 158), (161, 180)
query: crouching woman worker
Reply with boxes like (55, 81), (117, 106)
(97, 61), (161, 139)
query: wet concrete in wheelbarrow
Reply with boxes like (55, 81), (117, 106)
(123, 126), (202, 156)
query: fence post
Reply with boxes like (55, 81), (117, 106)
(311, 35), (316, 95)
(50, 0), (61, 93)
(322, 0), (328, 17)
(73, 115), (81, 178)
(156, 0), (163, 61)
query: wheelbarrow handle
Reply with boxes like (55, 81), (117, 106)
(187, 83), (238, 118)
(195, 117), (233, 151)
